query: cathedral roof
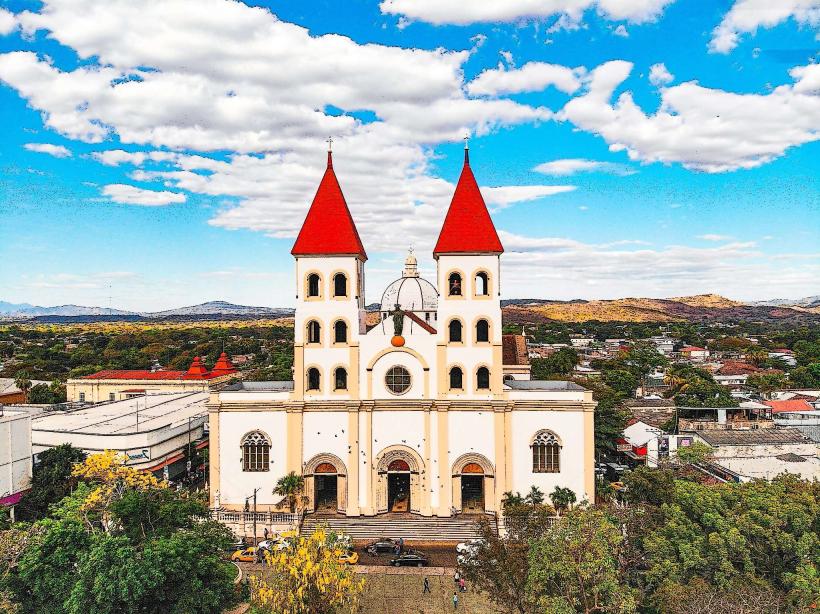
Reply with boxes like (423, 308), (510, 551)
(291, 151), (367, 261)
(433, 149), (504, 257)
(210, 352), (238, 377)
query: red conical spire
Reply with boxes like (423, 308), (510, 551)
(211, 351), (237, 377)
(433, 147), (504, 257)
(291, 148), (367, 260)
(184, 356), (210, 379)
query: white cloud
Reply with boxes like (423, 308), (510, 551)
(697, 234), (734, 241)
(648, 62), (673, 86)
(102, 183), (186, 206)
(613, 24), (629, 36)
(710, 0), (820, 54)
(467, 61), (584, 96)
(560, 60), (820, 172)
(23, 142), (72, 158)
(0, 8), (17, 35)
(499, 230), (820, 300)
(482, 185), (576, 209)
(534, 158), (635, 175)
(379, 0), (676, 25)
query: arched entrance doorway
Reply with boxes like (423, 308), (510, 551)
(303, 454), (347, 515)
(387, 459), (411, 512)
(451, 453), (495, 515)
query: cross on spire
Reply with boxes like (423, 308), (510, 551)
(326, 136), (333, 152)
(463, 133), (470, 164)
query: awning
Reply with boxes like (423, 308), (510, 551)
(0, 490), (28, 506)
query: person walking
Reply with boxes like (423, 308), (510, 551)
(263, 527), (269, 540)
(423, 577), (431, 594)
(454, 570), (460, 585)
(452, 592), (459, 609)
(459, 577), (466, 593)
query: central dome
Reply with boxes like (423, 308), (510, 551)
(380, 250), (439, 316)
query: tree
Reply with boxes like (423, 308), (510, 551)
(622, 465), (676, 507)
(12, 373), (31, 403)
(16, 444), (86, 521)
(651, 578), (790, 614)
(250, 528), (363, 614)
(674, 377), (738, 408)
(524, 486), (545, 506)
(27, 381), (66, 405)
(532, 347), (579, 378)
(602, 369), (639, 397)
(674, 441), (712, 466)
(789, 363), (820, 388)
(529, 508), (639, 614)
(549, 486), (577, 515)
(747, 372), (787, 399)
(273, 471), (306, 513)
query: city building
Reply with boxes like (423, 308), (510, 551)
(0, 407), (32, 520)
(0, 377), (50, 404)
(32, 391), (208, 479)
(208, 147), (596, 523)
(66, 353), (237, 403)
(680, 346), (710, 361)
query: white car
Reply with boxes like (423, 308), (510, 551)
(456, 538), (486, 555)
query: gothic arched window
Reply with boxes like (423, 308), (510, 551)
(476, 319), (489, 343)
(333, 272), (347, 297)
(334, 320), (348, 344)
(241, 431), (270, 472)
(448, 272), (462, 296)
(334, 367), (348, 390)
(307, 273), (321, 298)
(307, 320), (321, 344)
(475, 271), (489, 296)
(532, 431), (561, 473)
(307, 367), (321, 391)
(476, 366), (490, 390)
(449, 366), (463, 390)
(448, 319), (463, 343)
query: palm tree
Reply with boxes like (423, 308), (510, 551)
(14, 372), (32, 403)
(273, 471), (305, 513)
(524, 486), (545, 505)
(501, 491), (524, 509)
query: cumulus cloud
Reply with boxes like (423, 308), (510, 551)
(379, 0), (676, 26)
(499, 230), (820, 300)
(533, 158), (635, 175)
(697, 234), (734, 241)
(482, 185), (576, 209)
(710, 0), (820, 54)
(24, 142), (72, 158)
(559, 60), (820, 172)
(648, 62), (673, 86)
(467, 62), (584, 96)
(0, 8), (17, 35)
(102, 183), (186, 206)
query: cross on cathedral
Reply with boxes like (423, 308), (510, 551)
(327, 136), (333, 152)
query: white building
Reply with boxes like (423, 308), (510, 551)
(32, 391), (208, 477)
(209, 148), (596, 522)
(0, 407), (32, 520)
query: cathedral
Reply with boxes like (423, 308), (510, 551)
(208, 147), (595, 520)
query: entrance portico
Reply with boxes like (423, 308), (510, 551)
(374, 445), (427, 515)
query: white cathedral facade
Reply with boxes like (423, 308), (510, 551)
(208, 148), (595, 519)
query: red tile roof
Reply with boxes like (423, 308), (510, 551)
(433, 149), (504, 257)
(716, 361), (762, 376)
(185, 356), (210, 379)
(291, 151), (367, 260)
(502, 334), (529, 365)
(681, 346), (706, 352)
(82, 357), (221, 380)
(211, 351), (238, 376)
(763, 399), (814, 413)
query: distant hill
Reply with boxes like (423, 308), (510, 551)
(750, 295), (820, 309)
(0, 301), (35, 314)
(148, 301), (293, 318)
(5, 304), (138, 317)
(0, 301), (293, 322)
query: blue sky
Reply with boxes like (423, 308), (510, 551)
(0, 0), (818, 310)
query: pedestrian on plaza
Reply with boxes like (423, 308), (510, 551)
(395, 543), (400, 554)
(423, 577), (431, 594)
(263, 527), (269, 540)
(399, 537), (404, 552)
(459, 577), (466, 593)
(453, 570), (460, 585)
(452, 592), (459, 609)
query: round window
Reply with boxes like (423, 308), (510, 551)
(385, 365), (411, 395)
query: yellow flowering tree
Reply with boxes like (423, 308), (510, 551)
(250, 528), (364, 614)
(71, 450), (167, 532)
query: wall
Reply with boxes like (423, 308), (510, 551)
(66, 379), (212, 403)
(0, 410), (32, 499)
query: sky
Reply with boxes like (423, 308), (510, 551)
(0, 0), (818, 311)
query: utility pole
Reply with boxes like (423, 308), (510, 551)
(245, 488), (260, 547)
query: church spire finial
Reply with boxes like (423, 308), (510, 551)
(463, 134), (470, 164)
(326, 136), (333, 167)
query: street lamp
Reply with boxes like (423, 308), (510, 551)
(244, 488), (260, 547)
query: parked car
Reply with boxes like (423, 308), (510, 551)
(230, 546), (260, 563)
(456, 538), (486, 555)
(390, 551), (429, 567)
(338, 549), (359, 565)
(366, 537), (399, 555)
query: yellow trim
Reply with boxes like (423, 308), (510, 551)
(293, 343), (305, 400)
(207, 400), (220, 507)
(330, 364), (349, 395)
(584, 406), (596, 500)
(348, 345), (360, 399)
(446, 363), (467, 394)
(304, 364), (323, 395)
(491, 343), (504, 397)
(473, 363), (492, 392)
(362, 405), (373, 514)
(330, 269), (350, 300)
(285, 408), (303, 474)
(303, 270), (324, 301)
(493, 408), (506, 513)
(436, 404), (450, 515)
(470, 268), (493, 299)
(347, 408), (360, 515)
(471, 315), (492, 345)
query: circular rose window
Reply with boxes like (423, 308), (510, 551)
(385, 365), (411, 395)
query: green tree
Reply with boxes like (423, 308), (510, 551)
(27, 381), (66, 405)
(532, 347), (579, 378)
(273, 471), (306, 513)
(529, 508), (639, 614)
(524, 486), (545, 506)
(12, 372), (31, 403)
(16, 444), (86, 521)
(602, 369), (639, 397)
(789, 363), (820, 388)
(747, 372), (787, 399)
(622, 465), (676, 506)
(549, 486), (577, 515)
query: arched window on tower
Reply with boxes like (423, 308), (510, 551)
(307, 273), (321, 298)
(334, 320), (348, 344)
(333, 272), (347, 297)
(475, 271), (489, 296)
(476, 319), (489, 343)
(334, 367), (348, 390)
(307, 367), (321, 391)
(532, 431), (561, 473)
(448, 272), (462, 296)
(449, 366), (463, 390)
(448, 319), (463, 343)
(241, 431), (270, 472)
(476, 366), (490, 390)
(307, 320), (321, 344)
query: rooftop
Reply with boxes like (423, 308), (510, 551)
(764, 399), (814, 413)
(502, 334), (529, 366)
(223, 381), (295, 392)
(32, 391), (208, 435)
(505, 380), (586, 391)
(693, 427), (809, 446)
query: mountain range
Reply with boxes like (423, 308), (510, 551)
(1, 295), (818, 323)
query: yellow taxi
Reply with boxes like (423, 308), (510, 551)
(338, 549), (359, 565)
(230, 546), (259, 563)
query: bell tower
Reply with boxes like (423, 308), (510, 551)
(433, 144), (504, 399)
(292, 147), (367, 401)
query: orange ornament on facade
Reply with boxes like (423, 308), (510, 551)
(391, 335), (405, 347)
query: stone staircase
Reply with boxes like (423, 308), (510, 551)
(301, 513), (495, 542)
